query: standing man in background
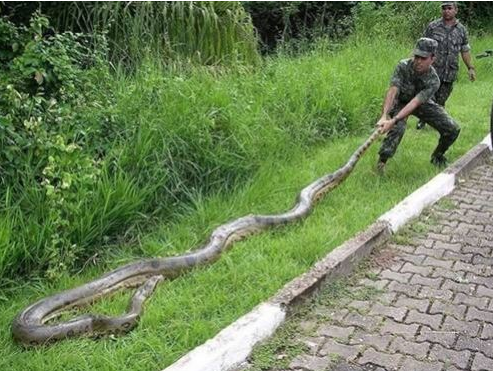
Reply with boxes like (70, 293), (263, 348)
(416, 1), (476, 130)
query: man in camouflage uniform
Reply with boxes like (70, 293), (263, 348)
(376, 37), (460, 172)
(416, 1), (475, 129)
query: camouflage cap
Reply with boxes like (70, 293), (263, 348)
(441, 1), (457, 7)
(413, 37), (438, 58)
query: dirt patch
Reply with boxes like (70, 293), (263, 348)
(369, 247), (399, 269)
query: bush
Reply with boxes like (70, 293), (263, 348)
(244, 1), (355, 53)
(0, 12), (115, 278)
(0, 16), (24, 66)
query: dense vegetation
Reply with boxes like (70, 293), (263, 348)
(0, 5), (263, 280)
(0, 0), (492, 280)
(0, 2), (492, 369)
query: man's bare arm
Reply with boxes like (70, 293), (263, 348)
(377, 96), (422, 133)
(461, 51), (476, 81)
(381, 86), (399, 118)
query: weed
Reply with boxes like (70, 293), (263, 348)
(248, 321), (308, 371)
(436, 198), (457, 211)
(391, 233), (413, 246)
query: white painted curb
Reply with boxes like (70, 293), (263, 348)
(482, 133), (492, 150)
(163, 303), (285, 371)
(378, 173), (455, 233)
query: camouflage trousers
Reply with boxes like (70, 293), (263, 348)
(378, 100), (461, 162)
(435, 81), (454, 107)
(417, 81), (453, 125)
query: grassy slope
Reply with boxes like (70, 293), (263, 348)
(0, 36), (492, 370)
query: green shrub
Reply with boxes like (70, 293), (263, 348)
(0, 16), (24, 67)
(0, 12), (116, 278)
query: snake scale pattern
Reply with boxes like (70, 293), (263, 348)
(12, 129), (381, 346)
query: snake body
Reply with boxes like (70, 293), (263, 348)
(12, 129), (381, 346)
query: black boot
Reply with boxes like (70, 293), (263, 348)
(430, 153), (448, 168)
(376, 158), (387, 175)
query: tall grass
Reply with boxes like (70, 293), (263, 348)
(104, 38), (398, 217)
(50, 2), (260, 68)
(352, 2), (439, 43)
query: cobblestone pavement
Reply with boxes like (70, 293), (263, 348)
(245, 162), (493, 371)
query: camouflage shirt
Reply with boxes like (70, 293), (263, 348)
(424, 18), (471, 82)
(390, 58), (440, 104)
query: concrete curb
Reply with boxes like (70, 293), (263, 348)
(271, 221), (390, 309)
(482, 133), (492, 151)
(164, 303), (285, 371)
(162, 136), (492, 371)
(378, 173), (455, 233)
(445, 141), (491, 181)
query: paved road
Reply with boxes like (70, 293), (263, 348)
(244, 161), (493, 371)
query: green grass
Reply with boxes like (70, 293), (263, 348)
(0, 35), (492, 370)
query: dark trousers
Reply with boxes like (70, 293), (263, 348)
(435, 81), (454, 107)
(418, 81), (454, 124)
(379, 100), (460, 162)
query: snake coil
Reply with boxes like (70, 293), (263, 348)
(12, 129), (381, 346)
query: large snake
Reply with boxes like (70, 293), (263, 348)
(12, 129), (381, 346)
